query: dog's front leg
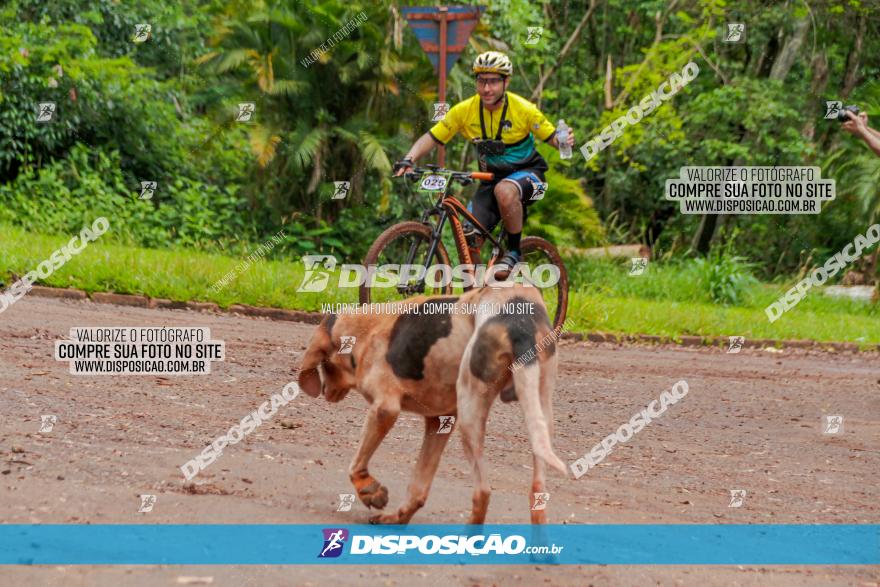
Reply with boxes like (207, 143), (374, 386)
(349, 397), (400, 511)
(457, 366), (494, 525)
(369, 415), (452, 525)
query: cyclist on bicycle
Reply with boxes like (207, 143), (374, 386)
(393, 51), (575, 274)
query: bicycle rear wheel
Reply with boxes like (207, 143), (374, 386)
(519, 236), (569, 331)
(359, 221), (453, 305)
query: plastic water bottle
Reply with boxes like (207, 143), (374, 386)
(557, 120), (572, 159)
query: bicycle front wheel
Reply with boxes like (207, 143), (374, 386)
(520, 236), (569, 331)
(359, 221), (453, 305)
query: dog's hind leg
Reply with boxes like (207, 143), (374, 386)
(350, 397), (400, 511)
(369, 415), (452, 525)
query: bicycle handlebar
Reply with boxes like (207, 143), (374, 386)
(395, 165), (494, 184)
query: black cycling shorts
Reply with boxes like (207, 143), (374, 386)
(465, 169), (547, 235)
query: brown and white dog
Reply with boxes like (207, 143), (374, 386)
(297, 284), (567, 524)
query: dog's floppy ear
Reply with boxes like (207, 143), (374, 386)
(298, 322), (332, 398)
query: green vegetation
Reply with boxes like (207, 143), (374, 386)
(2, 223), (876, 343)
(1, 0), (879, 343)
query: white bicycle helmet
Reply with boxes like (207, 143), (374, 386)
(473, 51), (513, 77)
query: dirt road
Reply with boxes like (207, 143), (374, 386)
(1, 296), (878, 586)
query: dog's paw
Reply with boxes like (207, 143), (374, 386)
(500, 386), (517, 402)
(356, 479), (389, 509)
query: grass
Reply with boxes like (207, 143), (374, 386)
(1, 223), (878, 344)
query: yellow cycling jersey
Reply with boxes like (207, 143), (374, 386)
(428, 92), (557, 175)
(429, 91), (556, 144)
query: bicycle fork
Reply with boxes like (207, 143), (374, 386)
(396, 209), (451, 295)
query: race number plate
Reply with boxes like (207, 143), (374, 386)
(419, 174), (448, 192)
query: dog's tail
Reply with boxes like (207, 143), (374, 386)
(511, 362), (568, 476)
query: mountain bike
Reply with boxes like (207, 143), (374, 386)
(359, 164), (569, 330)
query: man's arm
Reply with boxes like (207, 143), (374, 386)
(394, 104), (462, 176)
(862, 132), (880, 157)
(529, 105), (575, 150)
(393, 133), (439, 176)
(842, 111), (880, 157)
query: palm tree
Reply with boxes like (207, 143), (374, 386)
(195, 0), (426, 223)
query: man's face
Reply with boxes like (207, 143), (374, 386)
(476, 74), (507, 105)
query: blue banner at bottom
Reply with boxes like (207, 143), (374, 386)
(0, 524), (876, 565)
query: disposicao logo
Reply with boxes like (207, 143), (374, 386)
(319, 528), (349, 558)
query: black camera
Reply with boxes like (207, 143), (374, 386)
(474, 139), (506, 156)
(835, 105), (860, 123)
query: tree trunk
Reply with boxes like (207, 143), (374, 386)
(603, 55), (613, 110)
(769, 18), (810, 80)
(692, 17), (810, 254)
(802, 50), (828, 141)
(531, 0), (600, 102)
(755, 34), (779, 77)
(692, 214), (719, 253)
(840, 13), (866, 99)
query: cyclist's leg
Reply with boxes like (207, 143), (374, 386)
(492, 181), (523, 255)
(494, 170), (546, 263)
(464, 182), (501, 264)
